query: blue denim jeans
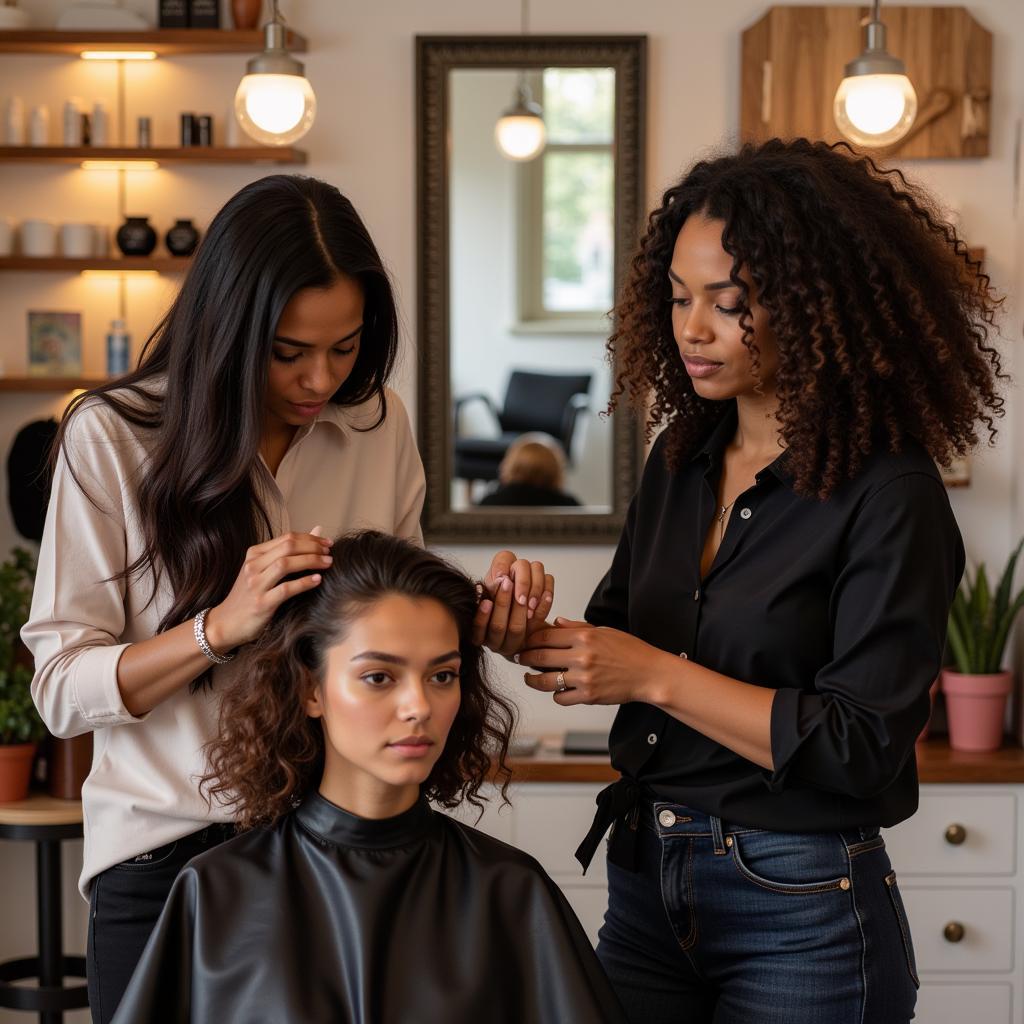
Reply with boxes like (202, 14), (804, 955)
(596, 802), (919, 1023)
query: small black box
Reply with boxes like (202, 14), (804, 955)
(562, 730), (610, 756)
(188, 0), (221, 28)
(159, 0), (189, 28)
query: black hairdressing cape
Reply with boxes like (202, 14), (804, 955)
(113, 792), (626, 1023)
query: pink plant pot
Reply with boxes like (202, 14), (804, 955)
(942, 670), (1013, 752)
(917, 677), (941, 743)
(0, 743), (37, 803)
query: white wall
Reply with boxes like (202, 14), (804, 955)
(0, 2), (1022, 1013)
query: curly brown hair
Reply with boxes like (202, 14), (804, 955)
(609, 137), (1005, 498)
(201, 530), (516, 830)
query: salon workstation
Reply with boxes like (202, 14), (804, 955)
(1, 1), (1024, 1022)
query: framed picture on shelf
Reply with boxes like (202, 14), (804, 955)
(27, 311), (82, 377)
(939, 456), (970, 488)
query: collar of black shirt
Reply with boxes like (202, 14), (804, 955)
(693, 402), (793, 486)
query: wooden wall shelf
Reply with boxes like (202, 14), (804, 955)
(0, 146), (306, 165)
(0, 378), (107, 393)
(0, 256), (189, 272)
(0, 29), (306, 55)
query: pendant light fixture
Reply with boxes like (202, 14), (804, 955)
(833, 0), (917, 148)
(234, 0), (317, 147)
(494, 0), (546, 162)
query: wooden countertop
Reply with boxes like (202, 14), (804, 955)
(0, 793), (83, 826)
(501, 736), (1024, 785)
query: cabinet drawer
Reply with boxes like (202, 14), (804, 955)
(915, 982), (1012, 1024)
(560, 883), (609, 947)
(513, 785), (606, 881)
(900, 886), (1013, 973)
(884, 792), (1016, 876)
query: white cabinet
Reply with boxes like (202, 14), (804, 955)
(442, 783), (609, 944)
(885, 785), (1024, 1023)
(448, 780), (1024, 1020)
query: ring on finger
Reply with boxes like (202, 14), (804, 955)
(555, 670), (568, 693)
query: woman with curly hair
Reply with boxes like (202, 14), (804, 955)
(112, 530), (625, 1024)
(521, 138), (1004, 1023)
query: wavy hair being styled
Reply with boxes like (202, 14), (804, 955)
(609, 138), (1005, 498)
(53, 175), (400, 686)
(201, 530), (516, 831)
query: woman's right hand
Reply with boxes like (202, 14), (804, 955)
(203, 530), (333, 654)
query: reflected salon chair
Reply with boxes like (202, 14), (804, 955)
(453, 370), (592, 485)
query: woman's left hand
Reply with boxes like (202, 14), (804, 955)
(519, 618), (673, 705)
(472, 550), (554, 656)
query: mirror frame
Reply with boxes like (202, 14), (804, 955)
(415, 35), (647, 544)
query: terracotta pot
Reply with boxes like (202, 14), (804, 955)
(231, 0), (263, 29)
(917, 677), (941, 743)
(942, 669), (1013, 752)
(0, 743), (38, 803)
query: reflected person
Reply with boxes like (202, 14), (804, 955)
(477, 435), (581, 507)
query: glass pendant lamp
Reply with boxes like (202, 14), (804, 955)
(833, 0), (917, 148)
(234, 0), (317, 146)
(494, 0), (546, 162)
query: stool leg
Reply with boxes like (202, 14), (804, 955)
(36, 839), (63, 1024)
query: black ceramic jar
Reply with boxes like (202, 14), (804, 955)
(116, 216), (157, 257)
(165, 218), (200, 257)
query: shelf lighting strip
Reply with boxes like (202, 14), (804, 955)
(80, 160), (160, 171)
(80, 51), (157, 61)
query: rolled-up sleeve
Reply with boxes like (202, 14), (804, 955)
(21, 405), (143, 737)
(767, 472), (964, 799)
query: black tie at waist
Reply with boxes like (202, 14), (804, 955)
(575, 776), (646, 873)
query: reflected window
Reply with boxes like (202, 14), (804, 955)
(519, 68), (615, 322)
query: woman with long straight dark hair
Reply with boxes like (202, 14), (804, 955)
(22, 174), (552, 1024)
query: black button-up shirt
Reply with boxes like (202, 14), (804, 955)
(579, 408), (964, 868)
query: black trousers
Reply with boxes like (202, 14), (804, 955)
(86, 824), (233, 1024)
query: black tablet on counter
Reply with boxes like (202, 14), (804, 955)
(562, 730), (610, 756)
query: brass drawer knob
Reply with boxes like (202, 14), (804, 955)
(943, 921), (965, 943)
(944, 823), (967, 845)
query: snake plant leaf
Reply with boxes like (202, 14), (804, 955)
(950, 588), (975, 671)
(945, 610), (971, 674)
(970, 564), (991, 639)
(986, 590), (1024, 675)
(992, 539), (1023, 622)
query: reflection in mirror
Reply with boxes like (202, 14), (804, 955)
(451, 67), (615, 513)
(417, 37), (646, 543)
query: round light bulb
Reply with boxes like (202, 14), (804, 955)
(494, 113), (546, 162)
(234, 73), (316, 146)
(833, 73), (917, 147)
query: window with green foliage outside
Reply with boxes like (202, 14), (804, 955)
(519, 68), (615, 323)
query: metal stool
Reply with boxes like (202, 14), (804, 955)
(0, 795), (88, 1023)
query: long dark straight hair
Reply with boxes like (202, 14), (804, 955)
(55, 175), (399, 659)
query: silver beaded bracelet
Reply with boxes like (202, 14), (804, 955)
(193, 607), (235, 665)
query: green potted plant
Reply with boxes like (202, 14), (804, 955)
(944, 538), (1024, 752)
(0, 547), (45, 801)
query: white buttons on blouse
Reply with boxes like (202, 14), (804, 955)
(740, 507), (752, 520)
(647, 733), (658, 745)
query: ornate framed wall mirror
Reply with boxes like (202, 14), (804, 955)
(416, 36), (647, 544)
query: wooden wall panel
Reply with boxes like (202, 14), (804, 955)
(740, 6), (992, 159)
